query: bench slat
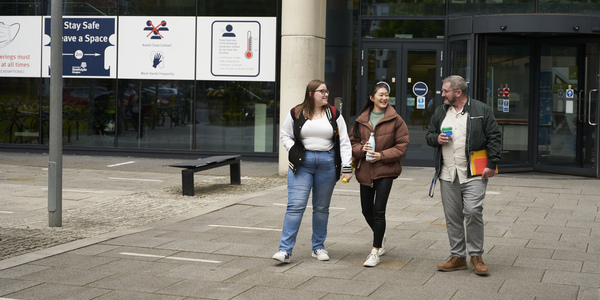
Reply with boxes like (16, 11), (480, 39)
(168, 155), (240, 168)
(169, 155), (241, 196)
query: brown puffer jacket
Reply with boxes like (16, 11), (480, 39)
(349, 104), (410, 186)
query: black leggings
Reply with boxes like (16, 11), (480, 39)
(360, 177), (394, 248)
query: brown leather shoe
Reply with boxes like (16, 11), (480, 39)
(437, 256), (467, 272)
(470, 255), (489, 275)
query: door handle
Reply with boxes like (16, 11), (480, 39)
(578, 90), (585, 122)
(588, 89), (598, 126)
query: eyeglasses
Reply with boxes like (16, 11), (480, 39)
(441, 89), (457, 94)
(315, 89), (329, 95)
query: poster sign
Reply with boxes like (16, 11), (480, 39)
(197, 17), (276, 81)
(412, 81), (428, 97)
(566, 88), (574, 99)
(416, 96), (425, 109)
(0, 16), (42, 77)
(43, 16), (116, 78)
(118, 17), (196, 80)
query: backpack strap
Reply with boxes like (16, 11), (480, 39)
(329, 104), (339, 119)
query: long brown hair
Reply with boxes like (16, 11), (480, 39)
(295, 79), (327, 119)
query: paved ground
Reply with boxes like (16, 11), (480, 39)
(1, 152), (600, 299)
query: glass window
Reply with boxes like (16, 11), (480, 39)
(449, 39), (471, 86)
(199, 0), (278, 17)
(539, 0), (600, 14)
(1, 0), (43, 15)
(120, 0), (195, 16)
(196, 81), (277, 153)
(362, 20), (444, 39)
(537, 45), (579, 165)
(449, 0), (534, 16)
(486, 40), (531, 165)
(43, 0), (118, 16)
(0, 78), (43, 144)
(118, 79), (194, 150)
(362, 0), (445, 17)
(47, 78), (117, 147)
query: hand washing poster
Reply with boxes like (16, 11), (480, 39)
(42, 16), (116, 78)
(197, 17), (276, 82)
(118, 16), (196, 80)
(0, 16), (42, 77)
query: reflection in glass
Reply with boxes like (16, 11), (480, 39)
(449, 0), (534, 16)
(60, 1), (118, 16)
(538, 46), (578, 164)
(1, 0), (43, 15)
(117, 80), (194, 149)
(367, 48), (396, 103)
(362, 0), (445, 17)
(362, 20), (444, 39)
(52, 78), (118, 147)
(120, 0), (195, 16)
(0, 78), (42, 144)
(539, 0), (600, 14)
(486, 41), (530, 165)
(449, 39), (471, 84)
(198, 0), (278, 17)
(405, 49), (437, 162)
(196, 81), (276, 152)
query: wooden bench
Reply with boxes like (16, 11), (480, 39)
(168, 155), (241, 196)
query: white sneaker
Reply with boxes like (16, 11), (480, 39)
(312, 249), (330, 261)
(378, 234), (387, 256)
(364, 249), (380, 267)
(272, 251), (290, 263)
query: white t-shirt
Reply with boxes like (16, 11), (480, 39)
(301, 116), (334, 151)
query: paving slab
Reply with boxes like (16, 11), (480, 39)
(1, 152), (600, 299)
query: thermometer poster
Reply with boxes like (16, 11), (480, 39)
(211, 21), (259, 77)
(197, 17), (276, 82)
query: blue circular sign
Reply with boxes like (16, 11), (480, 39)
(412, 81), (428, 97)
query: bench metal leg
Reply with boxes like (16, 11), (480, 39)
(182, 169), (195, 196)
(230, 162), (241, 185)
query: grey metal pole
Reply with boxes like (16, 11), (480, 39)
(48, 0), (63, 227)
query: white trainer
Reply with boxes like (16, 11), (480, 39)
(377, 234), (387, 256)
(312, 249), (330, 261)
(364, 249), (380, 267)
(272, 251), (290, 263)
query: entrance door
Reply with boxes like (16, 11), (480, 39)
(536, 42), (599, 176)
(485, 38), (599, 176)
(360, 42), (443, 165)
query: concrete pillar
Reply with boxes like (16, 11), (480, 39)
(278, 0), (327, 176)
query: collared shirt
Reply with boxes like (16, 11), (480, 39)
(440, 106), (477, 184)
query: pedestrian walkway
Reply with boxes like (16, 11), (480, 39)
(1, 152), (600, 299)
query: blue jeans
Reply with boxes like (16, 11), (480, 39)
(278, 150), (337, 255)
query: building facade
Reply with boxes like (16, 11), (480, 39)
(1, 0), (599, 177)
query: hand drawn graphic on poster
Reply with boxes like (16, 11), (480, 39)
(143, 20), (169, 39)
(211, 21), (260, 77)
(151, 51), (164, 68)
(0, 22), (19, 47)
(43, 17), (116, 78)
(0, 16), (42, 78)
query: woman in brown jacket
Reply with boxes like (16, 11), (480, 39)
(349, 81), (409, 267)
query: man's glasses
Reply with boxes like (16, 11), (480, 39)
(441, 89), (457, 94)
(315, 89), (329, 95)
